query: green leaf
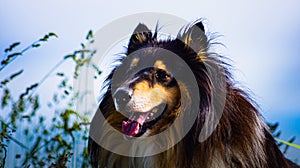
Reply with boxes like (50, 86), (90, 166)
(40, 34), (49, 41)
(24, 129), (29, 135)
(62, 80), (67, 87)
(15, 154), (21, 159)
(64, 90), (69, 95)
(37, 161), (46, 167)
(283, 137), (296, 153)
(32, 43), (41, 48)
(4, 42), (21, 53)
(39, 116), (45, 123)
(56, 72), (64, 77)
(17, 97), (25, 112)
(1, 52), (22, 65)
(268, 122), (279, 132)
(1, 89), (11, 108)
(48, 32), (58, 38)
(82, 135), (88, 141)
(64, 54), (75, 60)
(92, 64), (102, 75)
(0, 79), (9, 87)
(30, 95), (39, 110)
(71, 121), (80, 131)
(10, 69), (24, 80)
(0, 70), (24, 87)
(30, 136), (42, 153)
(42, 129), (49, 135)
(81, 43), (86, 49)
(274, 131), (281, 138)
(20, 83), (39, 98)
(39, 32), (58, 41)
(21, 115), (30, 119)
(86, 30), (93, 40)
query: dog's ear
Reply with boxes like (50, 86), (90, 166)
(178, 21), (208, 54)
(128, 23), (153, 53)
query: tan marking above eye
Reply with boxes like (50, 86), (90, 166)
(154, 60), (167, 70)
(135, 34), (146, 43)
(130, 58), (139, 69)
(134, 81), (150, 92)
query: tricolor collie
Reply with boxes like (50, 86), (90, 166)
(88, 20), (299, 168)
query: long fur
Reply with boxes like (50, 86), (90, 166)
(88, 20), (300, 168)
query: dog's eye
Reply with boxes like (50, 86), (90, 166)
(155, 70), (170, 82)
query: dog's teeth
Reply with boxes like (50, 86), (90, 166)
(152, 108), (158, 113)
(147, 117), (150, 120)
(150, 113), (154, 116)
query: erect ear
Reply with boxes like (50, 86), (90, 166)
(178, 21), (208, 54)
(128, 23), (153, 53)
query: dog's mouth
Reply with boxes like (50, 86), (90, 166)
(122, 104), (166, 137)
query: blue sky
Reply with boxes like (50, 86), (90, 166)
(1, 0), (300, 161)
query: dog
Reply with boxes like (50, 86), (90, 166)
(88, 20), (300, 168)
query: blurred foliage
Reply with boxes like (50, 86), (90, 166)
(0, 31), (99, 167)
(268, 122), (299, 154)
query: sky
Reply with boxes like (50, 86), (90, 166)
(1, 0), (300, 162)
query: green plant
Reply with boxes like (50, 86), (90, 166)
(0, 30), (99, 168)
(268, 122), (300, 154)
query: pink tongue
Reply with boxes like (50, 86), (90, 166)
(122, 112), (149, 136)
(122, 120), (140, 136)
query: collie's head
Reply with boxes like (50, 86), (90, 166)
(89, 20), (229, 167)
(106, 21), (217, 138)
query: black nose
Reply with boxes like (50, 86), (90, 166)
(114, 89), (131, 110)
